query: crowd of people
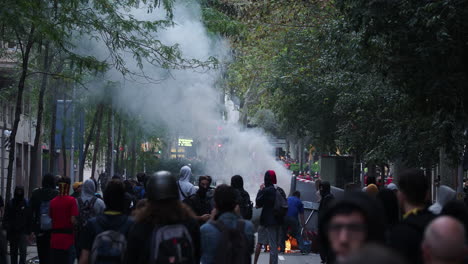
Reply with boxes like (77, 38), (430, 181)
(0, 166), (467, 264)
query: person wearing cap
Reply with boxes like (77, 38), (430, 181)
(126, 171), (201, 264)
(72, 182), (83, 199)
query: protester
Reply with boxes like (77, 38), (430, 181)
(134, 172), (147, 200)
(389, 169), (435, 264)
(50, 176), (79, 264)
(422, 216), (467, 264)
(200, 184), (254, 264)
(255, 170), (286, 264)
(184, 176), (213, 223)
(231, 175), (253, 220)
(126, 171), (200, 263)
(318, 181), (335, 263)
(79, 179), (134, 264)
(280, 191), (308, 254)
(315, 179), (322, 202)
(0, 226), (7, 264)
(428, 185), (456, 215)
(342, 243), (407, 264)
(376, 188), (399, 241)
(3, 186), (30, 264)
(318, 192), (385, 263)
(253, 226), (269, 264)
(72, 182), (83, 199)
(387, 183), (398, 192)
(123, 180), (138, 215)
(75, 179), (106, 261)
(30, 173), (58, 264)
(177, 165), (197, 201)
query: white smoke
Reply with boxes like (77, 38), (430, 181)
(76, 1), (291, 195)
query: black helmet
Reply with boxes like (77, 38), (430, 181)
(146, 171), (179, 201)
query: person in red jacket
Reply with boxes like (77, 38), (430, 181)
(50, 176), (79, 264)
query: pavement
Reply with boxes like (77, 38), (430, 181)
(257, 252), (321, 264)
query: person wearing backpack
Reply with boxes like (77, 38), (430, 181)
(79, 179), (133, 264)
(200, 184), (254, 264)
(177, 166), (197, 201)
(30, 173), (58, 264)
(255, 170), (287, 264)
(126, 171), (200, 264)
(2, 186), (31, 264)
(50, 176), (80, 264)
(76, 179), (106, 261)
(231, 175), (253, 220)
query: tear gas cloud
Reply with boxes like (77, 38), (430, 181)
(77, 1), (291, 194)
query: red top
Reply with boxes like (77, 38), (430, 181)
(49, 195), (79, 250)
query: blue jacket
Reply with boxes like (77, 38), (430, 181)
(200, 212), (254, 264)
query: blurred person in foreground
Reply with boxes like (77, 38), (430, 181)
(342, 243), (407, 264)
(389, 169), (435, 264)
(422, 216), (467, 264)
(126, 171), (200, 263)
(376, 188), (400, 242)
(319, 192), (385, 263)
(318, 181), (335, 263)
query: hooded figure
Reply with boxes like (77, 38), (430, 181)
(318, 192), (386, 263)
(429, 185), (456, 215)
(178, 166), (197, 200)
(231, 175), (252, 220)
(78, 179), (105, 215)
(3, 186), (30, 264)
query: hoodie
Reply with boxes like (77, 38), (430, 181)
(3, 186), (30, 234)
(429, 185), (456, 215)
(255, 170), (285, 226)
(178, 166), (197, 200)
(231, 175), (252, 220)
(79, 179), (105, 215)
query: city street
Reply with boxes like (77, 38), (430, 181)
(257, 252), (321, 264)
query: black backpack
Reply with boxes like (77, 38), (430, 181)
(76, 197), (98, 231)
(150, 224), (195, 264)
(90, 217), (132, 264)
(273, 187), (288, 218)
(211, 220), (251, 264)
(239, 190), (253, 220)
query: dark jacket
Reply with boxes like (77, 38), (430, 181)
(184, 191), (214, 217)
(232, 176), (252, 220)
(256, 173), (285, 226)
(126, 218), (201, 264)
(80, 212), (133, 251)
(30, 186), (59, 233)
(388, 209), (435, 264)
(3, 187), (31, 236)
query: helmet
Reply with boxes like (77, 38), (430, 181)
(146, 171), (179, 201)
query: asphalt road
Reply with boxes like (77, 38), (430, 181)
(257, 252), (321, 264)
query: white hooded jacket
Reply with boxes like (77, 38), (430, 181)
(429, 185), (456, 215)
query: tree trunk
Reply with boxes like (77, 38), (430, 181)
(61, 90), (68, 178)
(29, 41), (51, 195)
(91, 106), (104, 179)
(79, 104), (102, 181)
(49, 83), (58, 175)
(115, 117), (122, 174)
(129, 133), (137, 178)
(6, 26), (35, 201)
(105, 108), (112, 176)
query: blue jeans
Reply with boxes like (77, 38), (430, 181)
(266, 226), (279, 264)
(281, 216), (306, 252)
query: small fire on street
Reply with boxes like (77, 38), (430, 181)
(284, 235), (300, 253)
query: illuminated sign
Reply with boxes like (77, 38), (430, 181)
(178, 138), (193, 147)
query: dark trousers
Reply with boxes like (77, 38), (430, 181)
(8, 233), (27, 264)
(52, 247), (72, 264)
(36, 232), (51, 264)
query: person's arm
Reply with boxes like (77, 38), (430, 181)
(255, 188), (266, 208)
(71, 198), (79, 225)
(79, 250), (89, 264)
